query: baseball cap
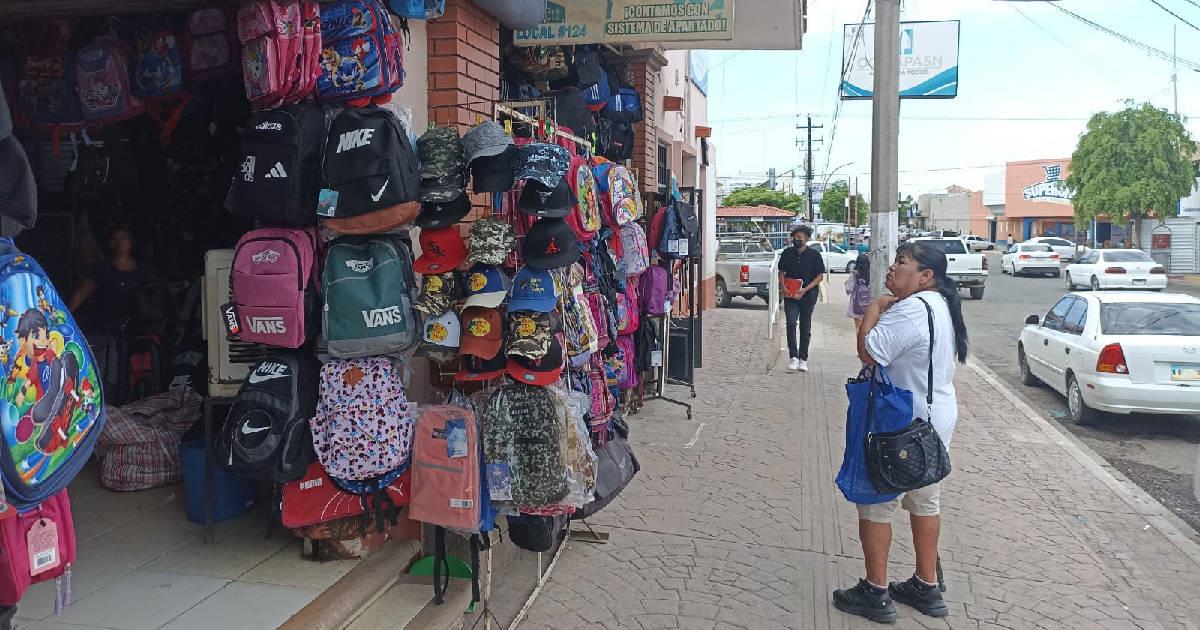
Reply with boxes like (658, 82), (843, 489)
(418, 127), (466, 179)
(463, 121), (513, 163)
(454, 352), (507, 382)
(467, 218), (516, 266)
(507, 266), (559, 313)
(414, 271), (461, 317)
(505, 311), (556, 360)
(413, 227), (468, 275)
(517, 177), (576, 219)
(515, 143), (570, 190)
(415, 310), (461, 366)
(416, 193), (472, 229)
(463, 263), (512, 309)
(470, 145), (517, 193)
(522, 218), (580, 270)
(459, 306), (503, 360)
(506, 333), (565, 386)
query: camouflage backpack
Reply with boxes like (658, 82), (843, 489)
(482, 384), (568, 507)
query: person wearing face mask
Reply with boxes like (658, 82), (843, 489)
(832, 241), (969, 624)
(776, 225), (825, 372)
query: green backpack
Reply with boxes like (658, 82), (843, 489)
(323, 236), (419, 358)
(482, 384), (568, 508)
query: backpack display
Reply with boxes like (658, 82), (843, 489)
(323, 236), (418, 358)
(185, 8), (237, 81)
(582, 66), (610, 111)
(216, 352), (320, 483)
(566, 156), (601, 241)
(281, 461), (409, 528)
(321, 107), (421, 219)
(75, 35), (143, 123)
(604, 88), (643, 124)
(131, 19), (184, 97)
(0, 489), (76, 607)
(482, 384), (568, 507)
(317, 0), (403, 103)
(0, 240), (105, 510)
(572, 419), (638, 520)
(125, 334), (165, 403)
(227, 103), (330, 227)
(593, 162), (641, 227)
(639, 265), (670, 316)
(615, 282), (639, 336)
(230, 227), (321, 349)
(616, 335), (638, 390)
(409, 405), (481, 531)
(619, 222), (650, 277)
(311, 357), (414, 481)
(18, 23), (84, 127)
(387, 0), (446, 18)
(237, 0), (303, 108)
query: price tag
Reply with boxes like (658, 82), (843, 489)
(676, 240), (689, 256)
(219, 303), (241, 336)
(28, 518), (60, 576)
(650, 350), (663, 367)
(317, 189), (339, 217)
(666, 240), (679, 253)
(445, 418), (467, 459)
(486, 463), (512, 501)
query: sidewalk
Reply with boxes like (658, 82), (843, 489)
(519, 289), (1200, 630)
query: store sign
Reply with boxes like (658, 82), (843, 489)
(1022, 164), (1074, 205)
(1179, 178), (1200, 217)
(841, 20), (960, 100)
(514, 0), (735, 46)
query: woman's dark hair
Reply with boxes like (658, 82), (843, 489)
(792, 225), (813, 238)
(894, 242), (969, 363)
(854, 254), (870, 286)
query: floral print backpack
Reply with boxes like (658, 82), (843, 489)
(311, 357), (414, 481)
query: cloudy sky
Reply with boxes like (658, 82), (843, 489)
(706, 0), (1200, 199)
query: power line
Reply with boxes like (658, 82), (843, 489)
(1009, 3), (1077, 53)
(1179, 0), (1200, 9)
(1146, 0), (1200, 32)
(821, 0), (873, 191)
(1044, 2), (1200, 71)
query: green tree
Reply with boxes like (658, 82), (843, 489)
(819, 181), (867, 224)
(721, 186), (805, 213)
(1066, 102), (1196, 246)
(898, 194), (914, 219)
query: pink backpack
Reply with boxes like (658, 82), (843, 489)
(185, 8), (237, 81)
(620, 222), (650, 276)
(587, 361), (615, 428)
(639, 265), (670, 316)
(409, 405), (480, 531)
(238, 0), (308, 109)
(616, 281), (639, 336)
(311, 357), (414, 481)
(617, 335), (638, 390)
(75, 35), (143, 122)
(231, 227), (320, 348)
(0, 490), (77, 608)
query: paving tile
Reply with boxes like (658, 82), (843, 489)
(160, 581), (318, 630)
(344, 583), (430, 630)
(23, 621), (116, 630)
(240, 542), (359, 591)
(54, 571), (228, 630)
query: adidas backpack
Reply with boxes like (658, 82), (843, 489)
(226, 102), (330, 227)
(482, 384), (568, 507)
(323, 236), (419, 358)
(0, 239), (106, 510)
(321, 107), (421, 219)
(311, 357), (414, 481)
(216, 352), (321, 483)
(230, 227), (321, 348)
(409, 405), (482, 532)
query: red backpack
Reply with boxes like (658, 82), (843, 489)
(281, 462), (410, 528)
(0, 490), (76, 607)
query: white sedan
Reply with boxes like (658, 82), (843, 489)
(961, 235), (995, 251)
(1018, 291), (1200, 425)
(1001, 243), (1061, 277)
(807, 242), (859, 273)
(1027, 236), (1086, 262)
(1064, 249), (1167, 291)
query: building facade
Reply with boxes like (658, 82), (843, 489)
(917, 189), (972, 234)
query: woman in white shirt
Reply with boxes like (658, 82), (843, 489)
(833, 241), (969, 624)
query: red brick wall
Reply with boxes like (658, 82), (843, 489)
(631, 58), (658, 194)
(427, 0), (500, 132)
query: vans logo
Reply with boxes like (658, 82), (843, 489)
(336, 128), (376, 153)
(299, 477), (323, 491)
(247, 316), (288, 335)
(252, 249), (280, 264)
(255, 121), (283, 131)
(221, 303), (240, 335)
(248, 361), (290, 384)
(362, 306), (404, 328)
(344, 259), (374, 273)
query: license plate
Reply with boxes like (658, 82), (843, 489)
(1134, 279), (1146, 285)
(1170, 364), (1200, 381)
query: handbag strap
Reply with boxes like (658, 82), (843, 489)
(915, 296), (935, 419)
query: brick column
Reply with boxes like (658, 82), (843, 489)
(427, 0), (501, 132)
(624, 47), (669, 195)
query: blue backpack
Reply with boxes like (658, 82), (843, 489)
(0, 240), (106, 510)
(657, 202), (685, 259)
(583, 66), (611, 112)
(387, 0), (445, 18)
(605, 88), (643, 123)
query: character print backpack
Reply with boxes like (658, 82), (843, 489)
(317, 0), (403, 104)
(226, 102), (331, 227)
(619, 222), (650, 277)
(185, 8), (238, 81)
(131, 18), (184, 97)
(237, 0), (305, 108)
(229, 227), (321, 348)
(75, 34), (143, 123)
(311, 357), (414, 481)
(566, 156), (601, 241)
(482, 384), (568, 507)
(19, 21), (84, 127)
(321, 106), (421, 219)
(322, 236), (419, 358)
(387, 0), (446, 19)
(0, 240), (106, 511)
(593, 162), (641, 227)
(615, 281), (639, 336)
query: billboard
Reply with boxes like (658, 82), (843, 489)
(514, 0), (734, 46)
(840, 20), (960, 100)
(1180, 178), (1200, 218)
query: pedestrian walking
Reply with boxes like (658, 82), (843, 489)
(845, 254), (871, 332)
(833, 241), (969, 624)
(777, 225), (825, 372)
(1006, 233), (1015, 249)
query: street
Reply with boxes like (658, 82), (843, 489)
(964, 251), (1200, 532)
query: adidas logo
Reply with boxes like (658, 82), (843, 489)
(264, 162), (288, 178)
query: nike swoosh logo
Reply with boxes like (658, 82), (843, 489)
(370, 178), (389, 202)
(241, 424), (270, 435)
(247, 373), (287, 384)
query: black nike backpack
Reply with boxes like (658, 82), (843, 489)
(216, 352), (321, 483)
(226, 103), (331, 226)
(321, 106), (421, 219)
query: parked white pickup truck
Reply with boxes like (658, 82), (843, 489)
(911, 237), (988, 299)
(715, 238), (776, 307)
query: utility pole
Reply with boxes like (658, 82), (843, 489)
(797, 116), (824, 222)
(870, 0), (901, 296)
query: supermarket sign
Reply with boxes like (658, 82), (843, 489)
(514, 0), (735, 46)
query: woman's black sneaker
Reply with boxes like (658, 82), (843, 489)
(833, 579), (898, 624)
(889, 576), (949, 618)
(936, 557), (946, 593)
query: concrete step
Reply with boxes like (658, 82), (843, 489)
(347, 574), (472, 630)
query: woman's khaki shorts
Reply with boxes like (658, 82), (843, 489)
(856, 483), (941, 523)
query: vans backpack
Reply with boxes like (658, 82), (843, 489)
(322, 107), (421, 219)
(75, 35), (143, 123)
(311, 357), (414, 480)
(639, 265), (669, 316)
(281, 461), (409, 528)
(387, 0), (446, 19)
(227, 102), (330, 226)
(482, 384), (568, 507)
(0, 489), (76, 608)
(0, 240), (106, 510)
(323, 236), (418, 358)
(230, 227), (321, 348)
(217, 352), (320, 483)
(131, 19), (184, 97)
(317, 0), (402, 104)
(409, 405), (481, 531)
(619, 222), (650, 277)
(185, 8), (237, 81)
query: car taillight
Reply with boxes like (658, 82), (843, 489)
(1104, 267), (1127, 274)
(739, 265), (749, 283)
(982, 256), (988, 270)
(1096, 343), (1129, 375)
(1019, 254), (1031, 260)
(1050, 253), (1060, 259)
(1150, 267), (1167, 274)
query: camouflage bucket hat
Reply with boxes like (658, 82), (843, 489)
(515, 143), (571, 189)
(418, 127), (467, 179)
(467, 218), (516, 266)
(505, 311), (555, 360)
(415, 271), (462, 317)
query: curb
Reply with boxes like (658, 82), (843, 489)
(966, 359), (1200, 562)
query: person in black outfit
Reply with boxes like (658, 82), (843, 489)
(777, 225), (826, 372)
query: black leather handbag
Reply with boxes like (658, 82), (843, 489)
(866, 297), (952, 494)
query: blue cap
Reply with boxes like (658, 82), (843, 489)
(463, 264), (512, 309)
(508, 266), (559, 313)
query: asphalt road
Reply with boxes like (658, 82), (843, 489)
(964, 252), (1200, 532)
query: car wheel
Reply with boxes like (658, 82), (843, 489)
(1091, 276), (1101, 291)
(969, 286), (984, 300)
(1011, 263), (1018, 276)
(988, 245), (995, 250)
(1065, 272), (1074, 289)
(1067, 375), (1101, 426)
(845, 261), (856, 274)
(1018, 345), (1039, 386)
(716, 278), (731, 308)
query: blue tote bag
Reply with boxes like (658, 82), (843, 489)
(836, 365), (913, 504)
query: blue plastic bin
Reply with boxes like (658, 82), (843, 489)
(180, 439), (256, 524)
